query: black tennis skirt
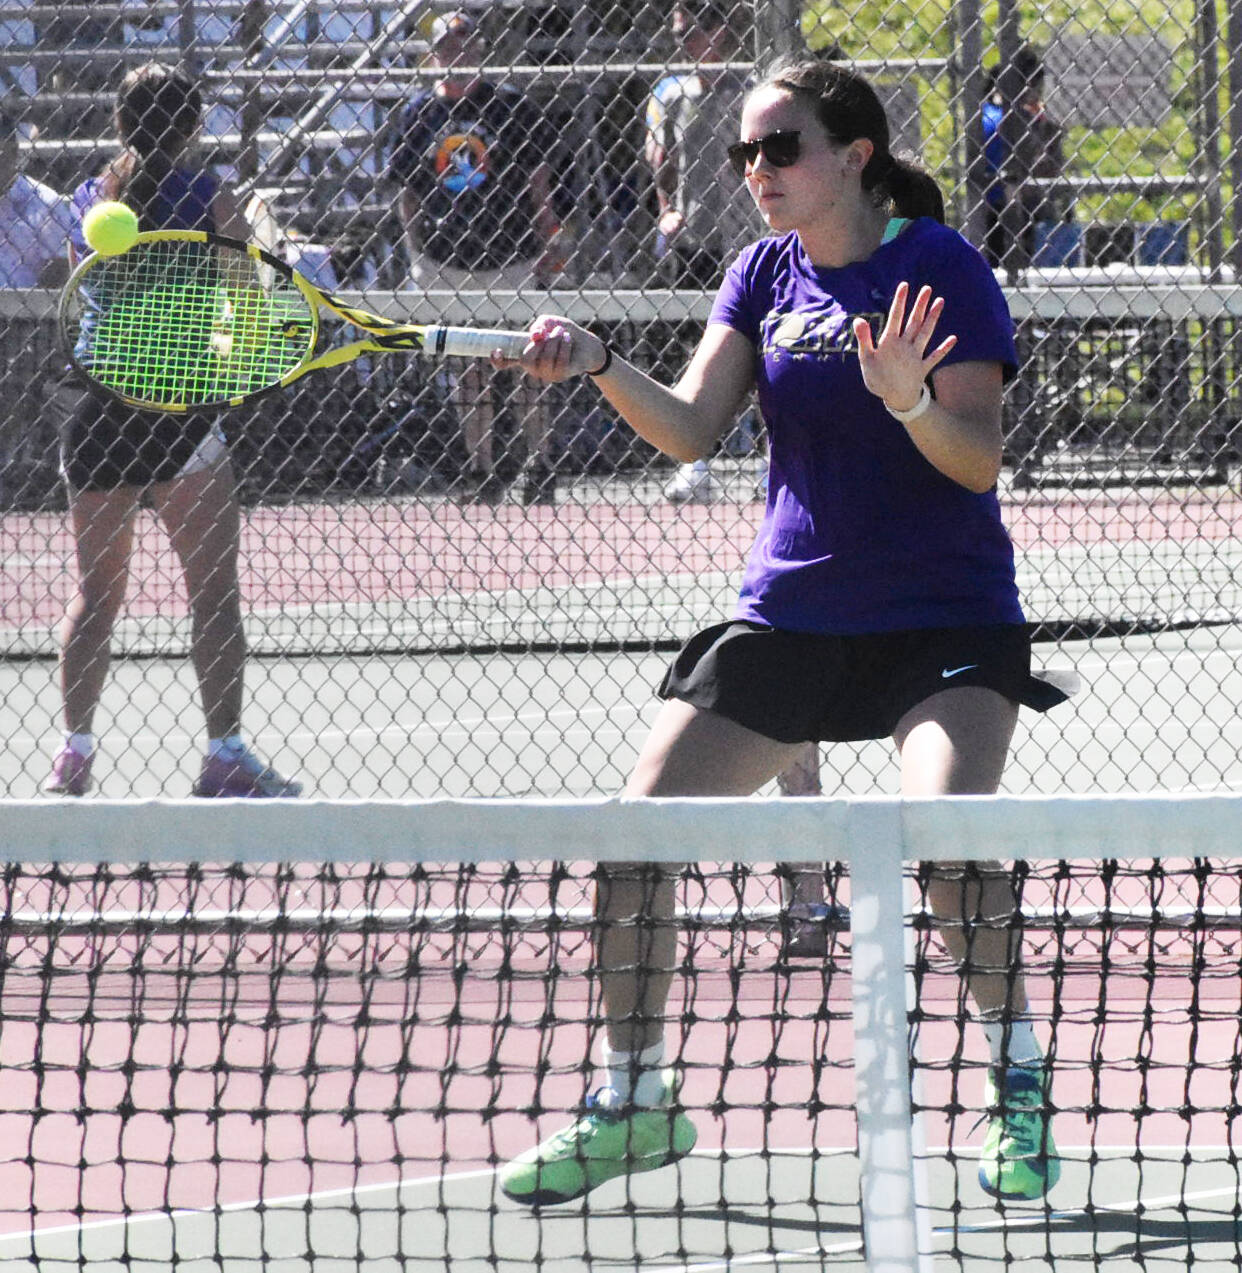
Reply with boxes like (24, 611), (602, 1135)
(659, 620), (1074, 744)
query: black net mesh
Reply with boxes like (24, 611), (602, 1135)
(0, 848), (1237, 1267)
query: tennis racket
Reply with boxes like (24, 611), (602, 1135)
(59, 229), (531, 412)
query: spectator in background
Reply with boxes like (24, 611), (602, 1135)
(644, 0), (755, 505)
(0, 107), (73, 286)
(120, 0), (182, 45)
(981, 45), (1066, 273)
(42, 7), (113, 147)
(0, 104), (74, 511)
(387, 10), (562, 505)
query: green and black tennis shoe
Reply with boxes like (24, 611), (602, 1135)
(978, 1064), (1061, 1201)
(500, 1073), (697, 1206)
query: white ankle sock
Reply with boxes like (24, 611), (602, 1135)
(66, 732), (95, 758)
(208, 734), (246, 759)
(602, 1040), (667, 1108)
(982, 1017), (1041, 1068)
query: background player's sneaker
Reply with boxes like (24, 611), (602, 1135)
(521, 457), (557, 506)
(500, 1072), (697, 1206)
(663, 459), (713, 504)
(781, 900), (850, 959)
(978, 1064), (1060, 1200)
(194, 747), (302, 798)
(45, 746), (93, 796)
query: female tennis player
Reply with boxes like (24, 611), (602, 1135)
(46, 64), (301, 799)
(499, 61), (1069, 1206)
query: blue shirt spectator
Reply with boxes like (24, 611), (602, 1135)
(0, 111), (73, 286)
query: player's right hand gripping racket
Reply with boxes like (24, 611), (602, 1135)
(59, 229), (531, 412)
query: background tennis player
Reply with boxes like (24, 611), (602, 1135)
(47, 63), (301, 799)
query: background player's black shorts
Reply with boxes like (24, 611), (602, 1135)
(658, 620), (1072, 744)
(60, 382), (221, 491)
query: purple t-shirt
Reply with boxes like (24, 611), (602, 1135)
(69, 169), (218, 254)
(710, 218), (1023, 635)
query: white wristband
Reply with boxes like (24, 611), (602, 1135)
(885, 383), (932, 423)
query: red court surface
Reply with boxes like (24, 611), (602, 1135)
(3, 489), (1241, 1256)
(4, 489), (1240, 632)
(0, 888), (1235, 1236)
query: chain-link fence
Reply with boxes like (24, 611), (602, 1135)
(2, 0), (1242, 800)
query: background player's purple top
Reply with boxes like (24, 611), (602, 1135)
(69, 169), (218, 253)
(710, 217), (1023, 635)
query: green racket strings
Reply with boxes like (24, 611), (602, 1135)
(75, 239), (315, 407)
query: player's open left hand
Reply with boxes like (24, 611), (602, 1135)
(852, 281), (957, 415)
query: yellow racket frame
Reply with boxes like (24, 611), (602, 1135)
(60, 230), (529, 412)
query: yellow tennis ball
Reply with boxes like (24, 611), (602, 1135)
(82, 201), (140, 256)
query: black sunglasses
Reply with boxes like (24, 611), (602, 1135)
(726, 130), (801, 179)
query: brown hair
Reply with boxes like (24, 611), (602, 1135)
(760, 60), (945, 222)
(103, 64), (203, 230)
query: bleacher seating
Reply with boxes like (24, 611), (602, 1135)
(0, 3), (1209, 286)
(1035, 218), (1193, 270)
(0, 0), (36, 98)
(1032, 220), (1085, 267)
(1134, 220), (1190, 267)
(0, 3), (607, 254)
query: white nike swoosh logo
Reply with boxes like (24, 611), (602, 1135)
(941, 664), (979, 679)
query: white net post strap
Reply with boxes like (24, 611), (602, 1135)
(847, 800), (935, 1273)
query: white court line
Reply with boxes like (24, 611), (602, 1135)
(8, 633), (1237, 755)
(3, 1152), (812, 1248)
(669, 1173), (1242, 1272)
(12, 643), (1238, 754)
(1067, 644), (1242, 672)
(286, 702), (647, 747)
(0, 1164), (500, 1247)
(0, 555), (63, 568)
(668, 1237), (863, 1272)
(8, 701), (645, 754)
(945, 1182), (1242, 1236)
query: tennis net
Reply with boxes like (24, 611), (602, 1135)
(0, 793), (1238, 1271)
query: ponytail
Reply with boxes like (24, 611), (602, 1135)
(873, 155), (945, 223)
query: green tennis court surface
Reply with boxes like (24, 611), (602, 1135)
(5, 477), (1242, 800)
(1, 1149), (1237, 1270)
(5, 486), (1242, 1272)
(4, 625), (1242, 799)
(0, 827), (1232, 1271)
(6, 482), (1242, 661)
